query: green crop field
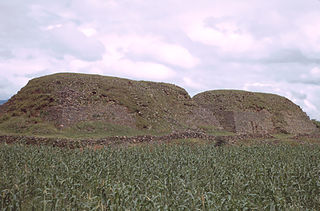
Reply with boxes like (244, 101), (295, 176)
(1, 143), (320, 210)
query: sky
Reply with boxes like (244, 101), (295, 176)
(0, 0), (320, 120)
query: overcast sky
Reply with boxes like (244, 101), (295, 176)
(1, 0), (320, 120)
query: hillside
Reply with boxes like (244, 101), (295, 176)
(193, 90), (317, 134)
(0, 73), (317, 137)
(0, 100), (7, 105)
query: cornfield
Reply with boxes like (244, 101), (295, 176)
(1, 143), (320, 210)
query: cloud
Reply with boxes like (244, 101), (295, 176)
(295, 67), (320, 85)
(43, 23), (105, 61)
(311, 67), (320, 75)
(0, 2), (105, 62)
(78, 27), (97, 37)
(260, 49), (320, 64)
(1, 0), (320, 120)
(99, 34), (199, 69)
(111, 60), (176, 81)
(182, 77), (207, 90)
(185, 17), (271, 55)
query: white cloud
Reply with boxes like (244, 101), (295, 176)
(68, 58), (92, 70)
(186, 19), (271, 54)
(45, 24), (62, 31)
(0, 52), (49, 75)
(311, 67), (320, 76)
(304, 99), (317, 111)
(61, 55), (177, 81)
(99, 34), (199, 68)
(107, 59), (176, 81)
(1, 0), (320, 120)
(45, 23), (105, 61)
(78, 27), (97, 37)
(183, 77), (207, 90)
(297, 67), (320, 84)
(243, 82), (283, 95)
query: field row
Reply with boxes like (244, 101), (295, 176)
(1, 143), (320, 210)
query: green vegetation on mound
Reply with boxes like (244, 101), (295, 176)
(0, 117), (163, 138)
(0, 73), (316, 137)
(0, 73), (197, 136)
(1, 143), (320, 210)
(193, 89), (316, 133)
(193, 90), (299, 114)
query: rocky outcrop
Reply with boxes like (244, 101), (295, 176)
(193, 90), (317, 134)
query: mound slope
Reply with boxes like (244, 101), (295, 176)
(0, 73), (219, 135)
(193, 90), (317, 134)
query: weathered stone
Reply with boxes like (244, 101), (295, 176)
(193, 90), (317, 134)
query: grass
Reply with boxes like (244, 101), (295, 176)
(0, 117), (59, 136)
(193, 90), (297, 112)
(1, 143), (320, 210)
(0, 117), (168, 139)
(61, 121), (168, 139)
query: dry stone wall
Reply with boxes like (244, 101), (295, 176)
(43, 103), (136, 127)
(214, 111), (236, 132)
(0, 132), (274, 148)
(281, 111), (317, 134)
(233, 110), (274, 134)
(193, 90), (317, 134)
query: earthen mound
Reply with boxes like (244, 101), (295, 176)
(193, 90), (317, 134)
(0, 74), (316, 136)
(0, 73), (219, 135)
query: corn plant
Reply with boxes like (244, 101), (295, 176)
(0, 143), (320, 210)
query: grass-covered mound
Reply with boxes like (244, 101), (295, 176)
(0, 73), (212, 137)
(0, 73), (317, 137)
(193, 90), (317, 134)
(1, 143), (320, 210)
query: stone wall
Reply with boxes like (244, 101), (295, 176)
(281, 111), (318, 134)
(0, 132), (274, 148)
(193, 90), (317, 135)
(233, 110), (274, 134)
(209, 110), (274, 134)
(43, 102), (136, 127)
(214, 111), (235, 132)
(186, 107), (221, 129)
